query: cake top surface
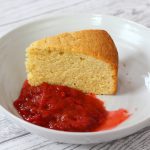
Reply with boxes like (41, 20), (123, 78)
(28, 29), (118, 66)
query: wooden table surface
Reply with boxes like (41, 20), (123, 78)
(1, 0), (150, 149)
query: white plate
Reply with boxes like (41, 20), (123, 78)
(0, 14), (150, 144)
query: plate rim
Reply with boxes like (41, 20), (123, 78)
(1, 13), (150, 39)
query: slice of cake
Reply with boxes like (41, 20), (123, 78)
(26, 29), (118, 94)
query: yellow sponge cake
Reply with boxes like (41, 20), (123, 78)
(26, 30), (118, 94)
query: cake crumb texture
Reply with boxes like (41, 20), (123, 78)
(26, 29), (118, 94)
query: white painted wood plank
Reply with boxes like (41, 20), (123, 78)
(0, 0), (150, 149)
(0, 0), (150, 27)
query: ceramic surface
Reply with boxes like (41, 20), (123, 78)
(0, 14), (150, 144)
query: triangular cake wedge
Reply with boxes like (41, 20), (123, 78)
(26, 30), (118, 94)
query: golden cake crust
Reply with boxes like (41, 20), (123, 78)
(29, 29), (118, 66)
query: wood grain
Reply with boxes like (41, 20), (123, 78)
(0, 0), (150, 149)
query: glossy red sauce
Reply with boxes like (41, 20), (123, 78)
(14, 80), (129, 132)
